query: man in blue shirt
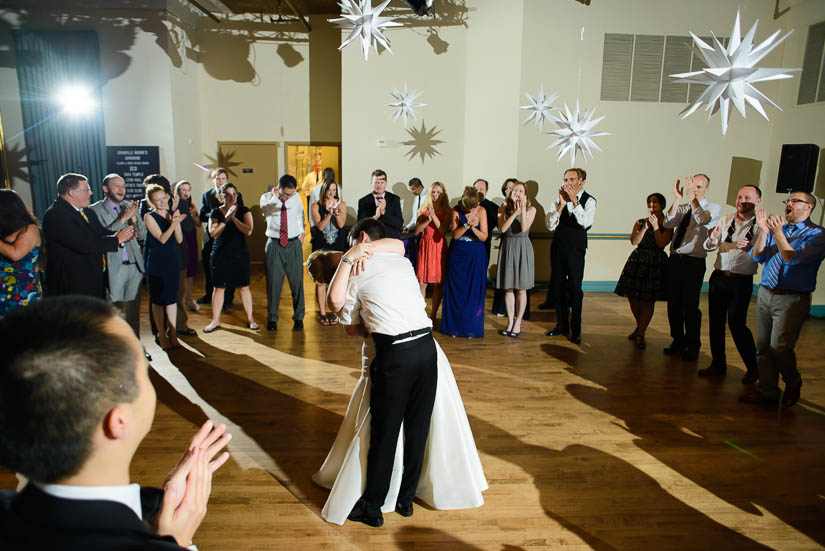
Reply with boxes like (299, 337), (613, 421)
(741, 191), (825, 408)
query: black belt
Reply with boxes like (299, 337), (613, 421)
(270, 236), (299, 242)
(122, 261), (135, 265)
(372, 327), (432, 347)
(671, 253), (705, 263)
(769, 288), (809, 296)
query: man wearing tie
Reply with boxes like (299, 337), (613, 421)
(260, 174), (306, 331)
(402, 177), (427, 268)
(700, 185), (761, 382)
(740, 192), (825, 408)
(662, 174), (721, 361)
(357, 170), (404, 238)
(42, 173), (135, 298)
(88, 174), (146, 341)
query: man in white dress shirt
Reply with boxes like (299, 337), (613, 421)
(0, 295), (231, 550)
(700, 185), (761, 382)
(662, 174), (722, 361)
(260, 174), (306, 331)
(402, 177), (427, 268)
(328, 218), (437, 528)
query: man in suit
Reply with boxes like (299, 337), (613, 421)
(474, 178), (499, 260)
(544, 168), (596, 345)
(198, 167), (235, 308)
(88, 173), (146, 339)
(42, 173), (135, 298)
(357, 169), (404, 239)
(328, 219), (437, 527)
(402, 177), (427, 269)
(0, 295), (232, 550)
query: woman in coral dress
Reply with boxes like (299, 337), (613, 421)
(415, 182), (450, 320)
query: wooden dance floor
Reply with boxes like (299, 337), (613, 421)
(2, 266), (824, 550)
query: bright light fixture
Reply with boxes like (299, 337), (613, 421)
(56, 85), (96, 116)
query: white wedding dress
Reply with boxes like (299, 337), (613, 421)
(312, 339), (488, 525)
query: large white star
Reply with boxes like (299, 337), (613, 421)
(670, 10), (799, 135)
(545, 101), (609, 165)
(329, 0), (402, 61)
(520, 84), (559, 131)
(386, 82), (426, 128)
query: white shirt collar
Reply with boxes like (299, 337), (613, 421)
(34, 481), (143, 520)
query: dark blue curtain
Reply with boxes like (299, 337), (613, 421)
(12, 30), (106, 219)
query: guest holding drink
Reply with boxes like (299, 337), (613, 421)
(496, 182), (535, 338)
(415, 181), (450, 321)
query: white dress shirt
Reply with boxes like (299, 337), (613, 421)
(405, 188), (427, 230)
(704, 213), (759, 274)
(338, 253), (432, 336)
(545, 189), (597, 231)
(308, 183), (324, 228)
(663, 198), (721, 257)
(260, 191), (306, 240)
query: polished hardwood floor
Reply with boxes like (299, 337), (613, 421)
(2, 266), (825, 550)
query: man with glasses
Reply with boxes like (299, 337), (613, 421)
(42, 173), (135, 298)
(740, 191), (825, 408)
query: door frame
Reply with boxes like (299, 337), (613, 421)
(284, 141), (343, 187)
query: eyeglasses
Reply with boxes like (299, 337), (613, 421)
(783, 199), (813, 206)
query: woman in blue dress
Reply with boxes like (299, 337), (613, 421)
(441, 186), (488, 338)
(0, 189), (42, 318)
(143, 184), (185, 349)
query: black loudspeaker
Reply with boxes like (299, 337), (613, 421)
(776, 143), (819, 193)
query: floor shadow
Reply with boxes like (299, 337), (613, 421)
(394, 526), (508, 550)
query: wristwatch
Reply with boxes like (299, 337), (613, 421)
(341, 255), (355, 266)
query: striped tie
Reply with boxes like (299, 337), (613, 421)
(763, 225), (796, 289)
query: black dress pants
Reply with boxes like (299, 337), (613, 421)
(708, 270), (757, 373)
(551, 245), (585, 336)
(362, 332), (438, 513)
(666, 254), (706, 352)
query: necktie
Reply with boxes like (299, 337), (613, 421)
(672, 207), (692, 251)
(80, 209), (107, 271)
(763, 225), (795, 289)
(279, 199), (288, 247)
(118, 205), (129, 261)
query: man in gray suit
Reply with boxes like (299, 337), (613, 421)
(88, 174), (146, 342)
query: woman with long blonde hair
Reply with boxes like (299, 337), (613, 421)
(415, 182), (450, 320)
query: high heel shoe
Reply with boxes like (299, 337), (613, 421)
(628, 330), (638, 340)
(635, 334), (646, 350)
(499, 329), (512, 337)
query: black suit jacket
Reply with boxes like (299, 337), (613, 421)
(480, 198), (499, 258)
(0, 484), (187, 550)
(357, 192), (404, 238)
(42, 197), (119, 298)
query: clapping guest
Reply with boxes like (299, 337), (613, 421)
(143, 184), (185, 349)
(614, 193), (672, 349)
(174, 180), (202, 312)
(310, 179), (348, 325)
(204, 183), (258, 333)
(496, 182), (536, 338)
(0, 189), (42, 317)
(492, 178), (518, 317)
(441, 186), (488, 338)
(415, 182), (449, 320)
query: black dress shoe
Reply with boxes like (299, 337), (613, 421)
(293, 320), (304, 331)
(267, 321), (277, 331)
(537, 302), (553, 310)
(545, 327), (568, 337)
(663, 342), (685, 356)
(782, 380), (802, 408)
(569, 334), (582, 345)
(697, 364), (725, 378)
(196, 295), (211, 305)
(682, 349), (699, 362)
(348, 500), (384, 527)
(178, 327), (197, 337)
(741, 371), (759, 384)
(739, 391), (778, 408)
(395, 502), (413, 517)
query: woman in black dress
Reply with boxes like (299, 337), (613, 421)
(310, 179), (348, 325)
(614, 193), (673, 349)
(144, 184), (185, 349)
(204, 183), (258, 332)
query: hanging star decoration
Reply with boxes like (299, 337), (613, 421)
(670, 10), (799, 135)
(403, 121), (444, 163)
(386, 82), (426, 128)
(329, 0), (401, 61)
(520, 85), (559, 131)
(545, 101), (609, 164)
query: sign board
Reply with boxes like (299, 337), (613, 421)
(106, 146), (160, 201)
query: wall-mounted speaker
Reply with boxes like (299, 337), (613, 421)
(776, 143), (819, 194)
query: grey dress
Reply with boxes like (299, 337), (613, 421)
(496, 215), (535, 290)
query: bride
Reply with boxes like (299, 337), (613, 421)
(307, 244), (488, 525)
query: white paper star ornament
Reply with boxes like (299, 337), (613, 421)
(520, 85), (559, 131)
(329, 0), (402, 61)
(386, 83), (426, 127)
(670, 10), (799, 135)
(546, 101), (609, 165)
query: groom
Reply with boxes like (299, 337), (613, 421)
(328, 218), (438, 527)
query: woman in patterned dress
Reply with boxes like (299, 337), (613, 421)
(0, 189), (42, 318)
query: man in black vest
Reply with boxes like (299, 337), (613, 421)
(544, 168), (596, 345)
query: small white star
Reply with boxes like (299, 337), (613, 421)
(520, 85), (559, 131)
(545, 101), (610, 165)
(386, 83), (426, 128)
(670, 10), (799, 135)
(328, 0), (402, 61)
